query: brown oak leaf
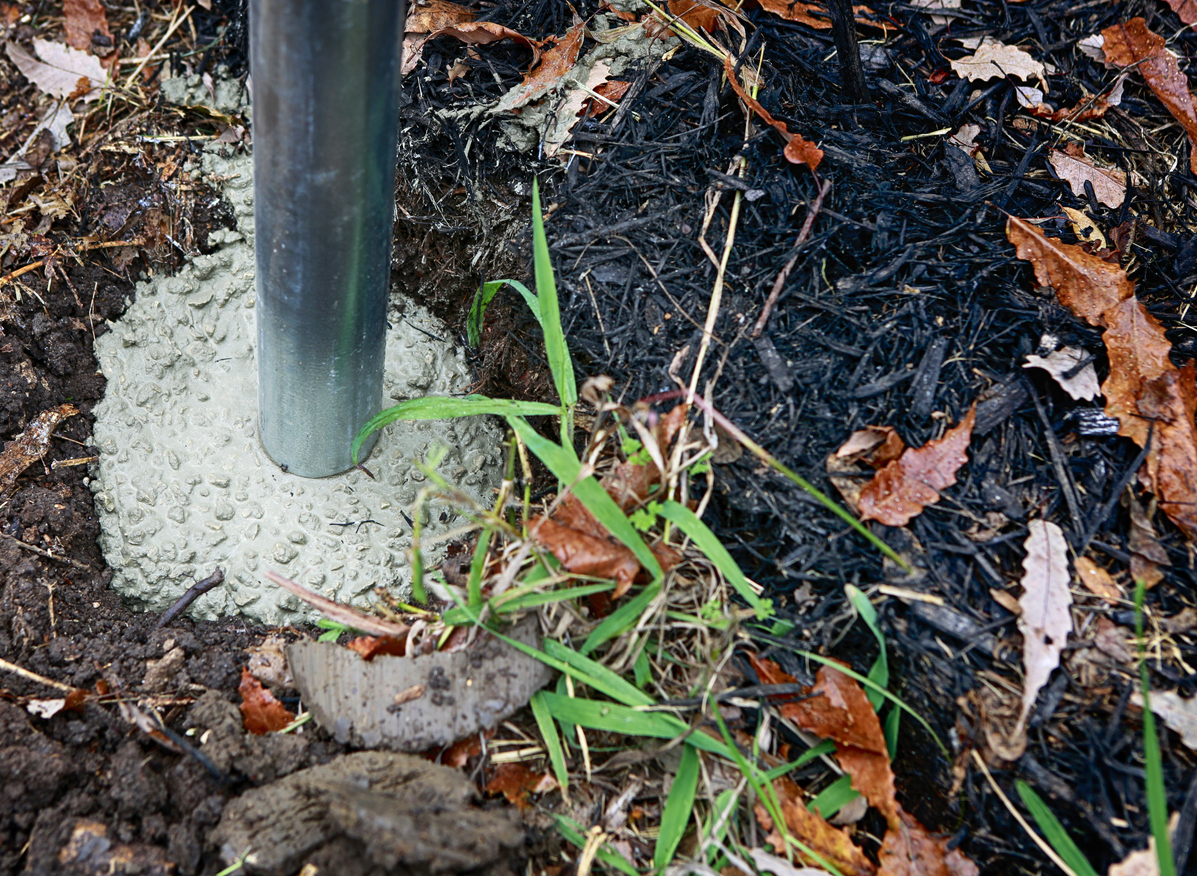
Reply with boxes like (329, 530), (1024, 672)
(857, 405), (976, 526)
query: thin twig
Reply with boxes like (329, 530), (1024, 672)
(157, 567), (225, 627)
(0, 656), (76, 692)
(0, 531), (97, 572)
(752, 178), (832, 338)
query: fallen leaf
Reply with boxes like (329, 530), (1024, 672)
(1021, 77), (1124, 122)
(583, 78), (630, 118)
(1022, 347), (1101, 401)
(238, 667), (295, 734)
(755, 776), (877, 876)
(530, 512), (642, 597)
(949, 37), (1047, 86)
(1164, 0), (1197, 26)
(542, 60), (614, 157)
(1006, 216), (1134, 325)
(857, 404), (976, 527)
(404, 21), (539, 76)
(1132, 689), (1197, 751)
(1075, 556), (1122, 603)
(1127, 495), (1169, 588)
(835, 426), (906, 466)
(722, 54), (822, 170)
(63, 0), (110, 52)
(405, 0), (475, 33)
(346, 634), (408, 660)
(948, 124), (981, 154)
(494, 21), (585, 113)
(1102, 18), (1197, 174)
(1093, 615), (1132, 663)
(1134, 363), (1197, 540)
(1061, 206), (1110, 250)
(1100, 296), (1175, 443)
(668, 0), (725, 31)
(752, 0), (879, 30)
(1016, 520), (1072, 738)
(246, 633), (293, 689)
(750, 656), (979, 876)
(5, 39), (107, 101)
(0, 403), (79, 501)
(750, 848), (843, 876)
(25, 698), (68, 719)
(989, 587), (1022, 615)
(485, 762), (557, 809)
(1048, 150), (1127, 208)
(1108, 843), (1162, 876)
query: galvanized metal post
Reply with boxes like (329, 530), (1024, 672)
(249, 0), (405, 477)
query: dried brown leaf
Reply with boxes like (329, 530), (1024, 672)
(1103, 18), (1197, 174)
(857, 405), (976, 527)
(494, 22), (584, 113)
(752, 0), (878, 30)
(1016, 520), (1072, 735)
(5, 39), (107, 101)
(529, 513), (642, 597)
(63, 0), (110, 52)
(835, 426), (906, 467)
(1022, 347), (1101, 401)
(1128, 494), (1169, 587)
(721, 54), (822, 170)
(667, 0), (726, 32)
(0, 403), (79, 501)
(1133, 688), (1197, 751)
(485, 762), (557, 809)
(1006, 216), (1134, 324)
(1048, 150), (1127, 208)
(1165, 0), (1197, 26)
(755, 777), (877, 876)
(949, 37), (1046, 85)
(238, 667), (295, 734)
(345, 635), (408, 661)
(404, 21), (539, 76)
(1075, 556), (1122, 603)
(405, 0), (476, 33)
(750, 655), (978, 876)
(1136, 363), (1197, 539)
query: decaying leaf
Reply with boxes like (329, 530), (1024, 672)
(5, 39), (107, 101)
(0, 403), (79, 502)
(755, 775), (876, 876)
(750, 656), (979, 876)
(63, 0), (110, 52)
(1060, 206), (1109, 250)
(1127, 495), (1169, 588)
(1006, 217), (1133, 325)
(949, 37), (1047, 86)
(239, 667), (295, 734)
(752, 0), (879, 30)
(485, 762), (557, 809)
(721, 54), (823, 170)
(1075, 556), (1122, 603)
(835, 426), (906, 466)
(1102, 18), (1197, 174)
(542, 60), (614, 157)
(1132, 689), (1197, 751)
(1016, 520), (1072, 739)
(494, 21), (585, 113)
(857, 404), (977, 527)
(346, 635), (408, 661)
(404, 20), (539, 75)
(1048, 150), (1127, 208)
(667, 0), (726, 32)
(1022, 347), (1101, 401)
(529, 506), (643, 597)
(1165, 0), (1197, 26)
(405, 0), (475, 33)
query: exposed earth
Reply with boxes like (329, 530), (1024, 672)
(3, 0), (1197, 874)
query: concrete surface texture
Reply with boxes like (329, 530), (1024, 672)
(89, 147), (503, 624)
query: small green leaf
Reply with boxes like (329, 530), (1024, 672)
(1015, 781), (1100, 876)
(531, 691), (569, 797)
(531, 178), (576, 407)
(468, 279), (543, 347)
(808, 775), (859, 821)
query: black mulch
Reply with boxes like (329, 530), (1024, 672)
(398, 0), (1197, 871)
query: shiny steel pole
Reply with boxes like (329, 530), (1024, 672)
(250, 0), (405, 477)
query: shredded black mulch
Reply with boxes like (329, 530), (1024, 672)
(398, 0), (1197, 871)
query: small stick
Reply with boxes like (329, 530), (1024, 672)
(752, 178), (832, 338)
(157, 567), (224, 628)
(0, 531), (97, 572)
(826, 0), (870, 102)
(0, 655), (77, 692)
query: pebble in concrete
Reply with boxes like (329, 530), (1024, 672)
(90, 148), (503, 625)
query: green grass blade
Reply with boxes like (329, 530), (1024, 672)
(1136, 580), (1177, 876)
(468, 279), (543, 347)
(554, 816), (639, 876)
(491, 582), (615, 612)
(763, 740), (836, 779)
(704, 789), (738, 864)
(655, 744), (700, 870)
(467, 528), (491, 609)
(531, 691), (570, 796)
(1015, 781), (1100, 876)
(538, 692), (731, 758)
(543, 639), (655, 707)
(808, 774), (859, 820)
(581, 582), (661, 655)
(531, 178), (576, 407)
(507, 416), (663, 581)
(660, 500), (772, 619)
(352, 395), (560, 464)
